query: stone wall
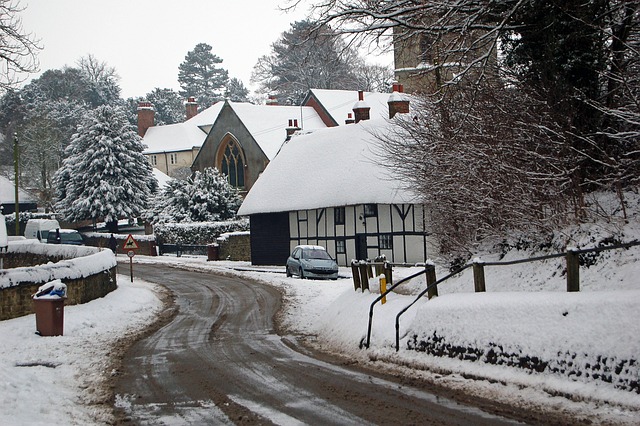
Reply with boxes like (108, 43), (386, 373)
(217, 232), (251, 261)
(0, 243), (118, 321)
(0, 266), (117, 321)
(2, 252), (63, 269)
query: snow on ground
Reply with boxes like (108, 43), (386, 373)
(129, 250), (640, 425)
(0, 275), (163, 425)
(1, 205), (639, 424)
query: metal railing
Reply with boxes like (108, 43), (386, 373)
(355, 240), (640, 351)
(392, 240), (640, 351)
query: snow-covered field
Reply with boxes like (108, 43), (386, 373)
(1, 196), (639, 424)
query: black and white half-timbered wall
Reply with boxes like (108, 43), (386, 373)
(290, 203), (427, 266)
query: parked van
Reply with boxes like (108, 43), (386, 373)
(24, 219), (60, 242)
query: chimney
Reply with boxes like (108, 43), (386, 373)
(266, 94), (278, 106)
(388, 83), (410, 119)
(345, 112), (355, 125)
(285, 118), (301, 141)
(185, 97), (198, 120)
(352, 90), (370, 123)
(137, 101), (154, 137)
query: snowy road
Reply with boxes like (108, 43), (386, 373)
(113, 264), (522, 425)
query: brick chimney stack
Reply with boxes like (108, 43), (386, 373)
(186, 97), (198, 120)
(285, 118), (301, 140)
(345, 112), (355, 125)
(388, 83), (410, 119)
(137, 101), (154, 137)
(266, 94), (278, 106)
(352, 90), (370, 123)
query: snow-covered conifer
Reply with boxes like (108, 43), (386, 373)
(53, 104), (156, 232)
(144, 167), (242, 224)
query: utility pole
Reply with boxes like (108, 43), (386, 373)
(13, 132), (19, 236)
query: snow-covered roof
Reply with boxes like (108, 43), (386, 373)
(223, 102), (327, 160)
(306, 89), (399, 125)
(0, 176), (37, 204)
(152, 168), (171, 189)
(142, 102), (224, 154)
(237, 119), (418, 215)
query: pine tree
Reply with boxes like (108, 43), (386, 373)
(53, 105), (156, 232)
(143, 88), (184, 125)
(178, 43), (229, 109)
(251, 20), (361, 105)
(187, 167), (242, 222)
(225, 78), (250, 103)
(144, 167), (242, 224)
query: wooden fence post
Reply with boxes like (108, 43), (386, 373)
(359, 262), (370, 292)
(425, 262), (438, 299)
(473, 258), (486, 292)
(383, 261), (392, 288)
(351, 260), (361, 291)
(566, 249), (580, 292)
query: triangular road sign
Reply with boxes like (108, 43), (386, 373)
(123, 234), (139, 250)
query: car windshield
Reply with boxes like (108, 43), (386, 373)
(61, 233), (83, 243)
(302, 249), (331, 260)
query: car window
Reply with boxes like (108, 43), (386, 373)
(292, 248), (300, 259)
(303, 249), (331, 260)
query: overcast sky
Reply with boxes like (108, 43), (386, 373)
(19, 0), (334, 99)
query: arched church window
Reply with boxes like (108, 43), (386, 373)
(220, 139), (245, 188)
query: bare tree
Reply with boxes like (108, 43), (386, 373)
(307, 0), (640, 256)
(0, 0), (40, 92)
(376, 83), (574, 257)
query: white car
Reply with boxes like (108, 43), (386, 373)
(286, 245), (339, 280)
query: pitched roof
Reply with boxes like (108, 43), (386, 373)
(304, 89), (396, 126)
(142, 102), (224, 154)
(237, 118), (418, 216)
(224, 101), (327, 160)
(152, 168), (172, 189)
(0, 176), (37, 204)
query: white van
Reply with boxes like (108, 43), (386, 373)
(24, 219), (60, 242)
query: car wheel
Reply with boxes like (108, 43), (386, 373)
(298, 267), (305, 279)
(286, 266), (292, 277)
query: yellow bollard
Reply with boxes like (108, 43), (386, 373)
(380, 275), (387, 305)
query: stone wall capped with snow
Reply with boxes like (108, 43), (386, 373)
(0, 240), (117, 320)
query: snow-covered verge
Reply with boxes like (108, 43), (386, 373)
(0, 275), (164, 425)
(0, 240), (116, 289)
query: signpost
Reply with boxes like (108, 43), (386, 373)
(123, 234), (139, 282)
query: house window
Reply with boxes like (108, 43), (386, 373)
(363, 204), (377, 218)
(336, 239), (346, 254)
(334, 207), (345, 225)
(379, 234), (393, 249)
(170, 153), (178, 165)
(220, 139), (245, 188)
(149, 155), (157, 166)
